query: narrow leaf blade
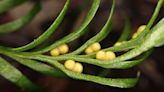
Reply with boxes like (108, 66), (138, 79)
(0, 3), (41, 34)
(0, 0), (27, 14)
(0, 57), (39, 91)
(11, 0), (70, 52)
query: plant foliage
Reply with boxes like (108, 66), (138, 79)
(0, 0), (164, 91)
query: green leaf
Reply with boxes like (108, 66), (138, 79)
(32, 0), (100, 54)
(85, 0), (164, 56)
(0, 57), (39, 92)
(0, 3), (41, 34)
(64, 71), (140, 88)
(0, 47), (66, 77)
(101, 50), (152, 69)
(108, 18), (164, 62)
(147, 18), (164, 47)
(68, 0), (115, 55)
(25, 55), (140, 88)
(81, 17), (163, 65)
(117, 18), (131, 42)
(0, 0), (27, 14)
(0, 49), (140, 88)
(9, 56), (67, 77)
(11, 0), (70, 52)
(0, 50), (140, 88)
(0, 0), (163, 90)
(0, 45), (151, 69)
(26, 50), (150, 69)
(97, 17), (131, 76)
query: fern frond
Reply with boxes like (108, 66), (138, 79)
(0, 0), (27, 14)
(0, 3), (41, 34)
(0, 0), (164, 91)
(0, 57), (39, 91)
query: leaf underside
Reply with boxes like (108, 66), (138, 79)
(0, 0), (164, 91)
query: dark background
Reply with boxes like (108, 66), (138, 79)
(0, 0), (164, 92)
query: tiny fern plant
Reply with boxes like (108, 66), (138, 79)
(0, 0), (164, 91)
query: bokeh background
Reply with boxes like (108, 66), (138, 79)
(0, 0), (164, 92)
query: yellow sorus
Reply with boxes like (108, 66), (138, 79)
(132, 32), (138, 39)
(64, 60), (75, 70)
(85, 42), (101, 54)
(64, 60), (83, 73)
(85, 47), (93, 54)
(72, 62), (83, 73)
(105, 51), (116, 60)
(132, 25), (146, 39)
(137, 25), (146, 33)
(114, 42), (122, 46)
(96, 51), (106, 60)
(114, 41), (126, 47)
(50, 43), (69, 56)
(50, 48), (60, 56)
(90, 42), (101, 51)
(96, 51), (116, 61)
(58, 44), (69, 54)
